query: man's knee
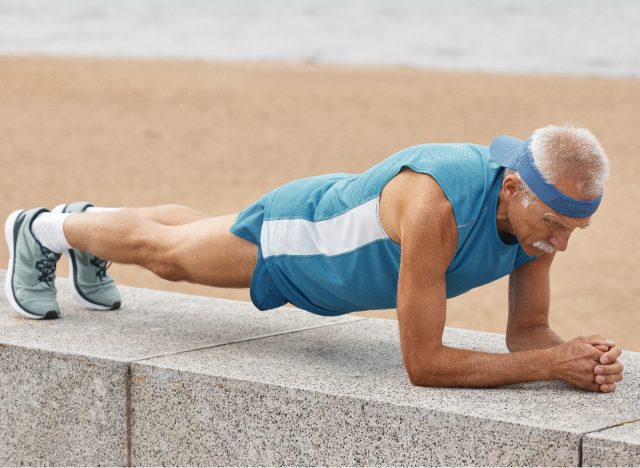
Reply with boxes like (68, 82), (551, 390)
(129, 224), (189, 282)
(142, 239), (189, 281)
(150, 259), (188, 282)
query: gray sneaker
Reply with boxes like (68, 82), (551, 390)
(53, 202), (121, 310)
(4, 208), (61, 319)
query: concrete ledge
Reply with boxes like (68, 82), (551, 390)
(0, 271), (355, 466)
(583, 422), (640, 467)
(0, 344), (129, 465)
(131, 321), (640, 466)
(1, 271), (638, 466)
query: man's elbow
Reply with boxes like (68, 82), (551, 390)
(404, 361), (447, 387)
(408, 375), (435, 387)
(506, 325), (562, 352)
(506, 337), (535, 353)
(506, 328), (530, 352)
(506, 336), (522, 353)
(406, 369), (430, 387)
(406, 368), (452, 388)
(401, 344), (450, 387)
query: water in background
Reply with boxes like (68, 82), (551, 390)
(1, 0), (639, 78)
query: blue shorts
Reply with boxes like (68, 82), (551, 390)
(229, 191), (289, 311)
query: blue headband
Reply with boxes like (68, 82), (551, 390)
(490, 136), (603, 218)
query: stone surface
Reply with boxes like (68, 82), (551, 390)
(0, 271), (358, 362)
(0, 271), (356, 466)
(2, 269), (639, 466)
(132, 319), (640, 466)
(0, 345), (128, 466)
(583, 422), (640, 467)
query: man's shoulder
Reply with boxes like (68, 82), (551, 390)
(388, 168), (453, 227)
(380, 168), (457, 244)
(393, 143), (496, 184)
(392, 170), (459, 264)
(384, 167), (452, 205)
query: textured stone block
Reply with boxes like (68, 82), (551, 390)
(131, 320), (640, 466)
(583, 422), (640, 467)
(0, 273), (358, 362)
(0, 271), (356, 466)
(0, 345), (128, 466)
(3, 268), (638, 466)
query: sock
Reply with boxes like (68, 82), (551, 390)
(85, 207), (123, 213)
(32, 212), (73, 253)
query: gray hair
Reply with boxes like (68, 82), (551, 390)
(504, 124), (610, 207)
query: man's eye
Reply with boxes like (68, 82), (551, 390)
(544, 219), (564, 229)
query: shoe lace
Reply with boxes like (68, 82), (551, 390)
(90, 256), (111, 281)
(35, 246), (61, 288)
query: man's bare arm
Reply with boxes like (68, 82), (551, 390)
(506, 253), (565, 351)
(506, 250), (624, 391)
(393, 172), (615, 392)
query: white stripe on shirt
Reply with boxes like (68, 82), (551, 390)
(261, 197), (389, 258)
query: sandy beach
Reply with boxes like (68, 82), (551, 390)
(1, 55), (638, 350)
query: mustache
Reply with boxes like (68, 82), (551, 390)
(532, 240), (557, 254)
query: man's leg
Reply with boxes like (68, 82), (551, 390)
(63, 210), (257, 288)
(51, 202), (226, 310)
(123, 204), (209, 226)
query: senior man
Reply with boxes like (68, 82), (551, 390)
(5, 124), (623, 392)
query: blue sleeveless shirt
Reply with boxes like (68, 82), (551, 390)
(232, 144), (537, 316)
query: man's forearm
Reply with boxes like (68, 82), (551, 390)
(407, 345), (554, 388)
(506, 325), (564, 352)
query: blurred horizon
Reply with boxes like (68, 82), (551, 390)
(1, 0), (639, 78)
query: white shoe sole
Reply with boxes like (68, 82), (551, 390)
(4, 209), (57, 320)
(52, 203), (113, 311)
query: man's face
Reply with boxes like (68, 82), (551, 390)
(508, 178), (593, 256)
(512, 198), (592, 256)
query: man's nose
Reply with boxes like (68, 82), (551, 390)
(550, 230), (571, 252)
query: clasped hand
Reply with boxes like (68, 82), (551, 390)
(553, 335), (623, 393)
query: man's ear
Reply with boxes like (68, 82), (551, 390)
(502, 173), (521, 199)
